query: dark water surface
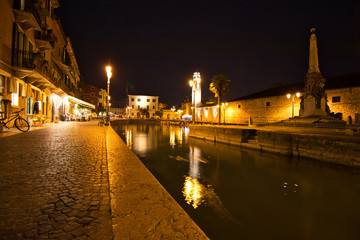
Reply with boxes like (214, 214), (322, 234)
(112, 122), (360, 240)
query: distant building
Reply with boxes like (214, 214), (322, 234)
(83, 83), (99, 112)
(110, 107), (125, 116)
(98, 88), (107, 113)
(128, 94), (159, 118)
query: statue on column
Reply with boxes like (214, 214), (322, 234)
(299, 28), (329, 117)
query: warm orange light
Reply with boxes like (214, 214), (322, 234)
(189, 80), (193, 87)
(286, 93), (291, 99)
(106, 66), (112, 79)
(296, 92), (301, 98)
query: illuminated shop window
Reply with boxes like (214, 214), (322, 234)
(11, 82), (20, 106)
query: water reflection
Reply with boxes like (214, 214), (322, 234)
(112, 122), (360, 240)
(169, 126), (183, 148)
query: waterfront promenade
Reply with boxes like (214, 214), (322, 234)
(0, 122), (208, 239)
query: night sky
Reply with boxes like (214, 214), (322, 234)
(56, 0), (360, 107)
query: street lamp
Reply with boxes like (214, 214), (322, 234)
(105, 66), (112, 125)
(189, 76), (200, 123)
(222, 102), (228, 124)
(287, 92), (300, 118)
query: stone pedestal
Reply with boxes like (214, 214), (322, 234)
(300, 95), (327, 117)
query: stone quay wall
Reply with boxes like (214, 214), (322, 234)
(189, 125), (255, 146)
(189, 125), (360, 168)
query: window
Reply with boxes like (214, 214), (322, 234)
(131, 98), (134, 102)
(137, 98), (141, 102)
(138, 105), (140, 110)
(147, 105), (149, 110)
(332, 96), (341, 103)
(238, 104), (241, 108)
(132, 105), (134, 109)
(91, 86), (95, 90)
(153, 106), (155, 109)
(266, 102), (270, 107)
(147, 99), (150, 102)
(99, 95), (102, 99)
(152, 99), (156, 102)
(11, 81), (19, 106)
(153, 113), (155, 116)
(132, 113), (134, 116)
(91, 92), (95, 97)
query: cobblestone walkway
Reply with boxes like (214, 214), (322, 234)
(0, 122), (113, 239)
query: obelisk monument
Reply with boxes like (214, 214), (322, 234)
(299, 28), (329, 117)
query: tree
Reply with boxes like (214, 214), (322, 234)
(209, 74), (230, 124)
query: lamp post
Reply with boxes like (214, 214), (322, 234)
(222, 102), (228, 124)
(189, 76), (200, 123)
(286, 92), (300, 118)
(105, 66), (112, 125)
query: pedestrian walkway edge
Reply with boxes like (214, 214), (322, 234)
(105, 126), (209, 240)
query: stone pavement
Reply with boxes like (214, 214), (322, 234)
(0, 121), (208, 239)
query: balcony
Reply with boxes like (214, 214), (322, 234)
(13, 0), (42, 31)
(35, 31), (56, 51)
(12, 49), (51, 84)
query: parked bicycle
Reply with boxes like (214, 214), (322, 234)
(98, 117), (105, 126)
(0, 108), (30, 132)
(98, 116), (110, 126)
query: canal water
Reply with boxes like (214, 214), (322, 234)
(112, 122), (360, 240)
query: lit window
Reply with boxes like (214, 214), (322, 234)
(332, 96), (341, 103)
(11, 82), (20, 106)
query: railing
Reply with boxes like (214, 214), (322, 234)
(12, 49), (38, 69)
(35, 31), (57, 47)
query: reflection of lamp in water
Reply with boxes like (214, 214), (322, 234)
(183, 176), (204, 209)
(126, 128), (132, 148)
(183, 146), (204, 208)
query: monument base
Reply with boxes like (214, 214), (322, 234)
(299, 95), (327, 117)
(270, 116), (346, 129)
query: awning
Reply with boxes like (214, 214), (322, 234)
(68, 96), (95, 110)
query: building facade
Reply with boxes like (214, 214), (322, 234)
(128, 95), (159, 118)
(196, 74), (360, 125)
(0, 0), (94, 127)
(83, 83), (99, 112)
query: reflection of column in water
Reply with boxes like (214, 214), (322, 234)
(169, 126), (176, 148)
(189, 145), (201, 179)
(126, 128), (132, 148)
(177, 128), (183, 145)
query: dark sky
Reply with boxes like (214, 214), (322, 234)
(57, 0), (360, 107)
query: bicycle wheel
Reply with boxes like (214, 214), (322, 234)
(15, 117), (30, 132)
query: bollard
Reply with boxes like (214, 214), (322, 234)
(347, 115), (352, 125)
(248, 116), (253, 126)
(355, 113), (360, 125)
